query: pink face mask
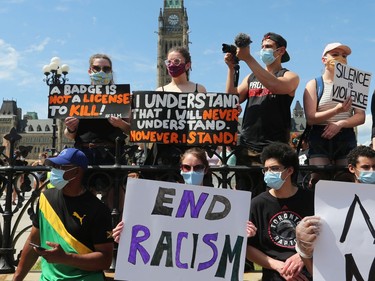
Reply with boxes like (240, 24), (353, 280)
(167, 63), (186, 77)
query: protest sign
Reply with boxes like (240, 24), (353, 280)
(332, 62), (372, 110)
(115, 178), (251, 281)
(130, 91), (239, 145)
(48, 84), (131, 118)
(314, 180), (375, 281)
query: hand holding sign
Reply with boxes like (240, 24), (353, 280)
(332, 62), (372, 110)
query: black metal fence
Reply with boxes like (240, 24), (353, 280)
(0, 128), (349, 273)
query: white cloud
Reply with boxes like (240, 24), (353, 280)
(25, 37), (50, 53)
(55, 5), (69, 12)
(0, 39), (19, 79)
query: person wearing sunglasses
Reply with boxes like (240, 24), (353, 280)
(64, 53), (130, 165)
(13, 148), (113, 281)
(113, 147), (257, 243)
(247, 142), (314, 281)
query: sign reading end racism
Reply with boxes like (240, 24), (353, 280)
(115, 178), (251, 281)
(48, 84), (131, 119)
(130, 91), (239, 145)
(332, 62), (372, 110)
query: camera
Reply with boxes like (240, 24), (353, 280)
(222, 43), (239, 63)
(222, 43), (237, 55)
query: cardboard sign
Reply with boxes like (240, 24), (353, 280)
(130, 91), (239, 145)
(48, 84), (131, 118)
(115, 178), (251, 281)
(332, 62), (372, 110)
(314, 180), (375, 280)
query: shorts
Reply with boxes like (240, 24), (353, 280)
(308, 125), (356, 161)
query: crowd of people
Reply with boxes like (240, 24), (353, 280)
(11, 31), (375, 281)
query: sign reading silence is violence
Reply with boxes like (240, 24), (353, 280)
(332, 62), (372, 110)
(48, 84), (131, 119)
(130, 91), (240, 146)
(115, 178), (251, 281)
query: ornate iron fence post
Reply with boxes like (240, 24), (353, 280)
(0, 128), (22, 273)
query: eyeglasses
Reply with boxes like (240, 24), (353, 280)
(180, 164), (205, 172)
(262, 166), (285, 174)
(164, 58), (183, 66)
(91, 65), (112, 73)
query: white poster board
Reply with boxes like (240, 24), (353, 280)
(115, 178), (251, 281)
(314, 180), (375, 280)
(332, 62), (372, 110)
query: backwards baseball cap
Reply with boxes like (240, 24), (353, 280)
(263, 32), (290, 63)
(45, 148), (88, 170)
(322, 42), (351, 57)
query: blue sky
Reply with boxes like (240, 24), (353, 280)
(0, 0), (374, 144)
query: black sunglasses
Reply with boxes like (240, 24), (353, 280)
(91, 65), (112, 73)
(180, 164), (205, 172)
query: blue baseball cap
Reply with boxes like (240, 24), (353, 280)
(45, 148), (88, 170)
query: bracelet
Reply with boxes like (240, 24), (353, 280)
(295, 242), (313, 259)
(66, 127), (77, 134)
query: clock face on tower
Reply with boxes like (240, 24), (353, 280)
(168, 14), (179, 25)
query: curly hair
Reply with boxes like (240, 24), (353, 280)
(261, 142), (299, 176)
(347, 146), (375, 167)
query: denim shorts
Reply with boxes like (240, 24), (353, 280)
(307, 125), (356, 161)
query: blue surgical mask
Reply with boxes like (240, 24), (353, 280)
(264, 171), (285, 190)
(50, 168), (76, 190)
(181, 171), (205, 186)
(89, 71), (113, 85)
(260, 48), (277, 65)
(358, 171), (375, 184)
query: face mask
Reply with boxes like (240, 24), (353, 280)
(260, 48), (277, 65)
(264, 171), (285, 190)
(181, 171), (205, 186)
(167, 63), (186, 77)
(358, 171), (375, 184)
(50, 168), (76, 190)
(89, 71), (113, 85)
(325, 56), (347, 68)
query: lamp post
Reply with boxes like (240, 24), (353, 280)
(42, 57), (69, 154)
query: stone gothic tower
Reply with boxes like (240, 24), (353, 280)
(157, 0), (189, 87)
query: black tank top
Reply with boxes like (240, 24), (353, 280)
(240, 68), (293, 152)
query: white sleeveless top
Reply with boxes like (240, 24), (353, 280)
(317, 81), (353, 125)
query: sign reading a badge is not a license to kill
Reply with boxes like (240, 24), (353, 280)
(332, 62), (372, 110)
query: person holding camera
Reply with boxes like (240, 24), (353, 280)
(224, 32), (299, 196)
